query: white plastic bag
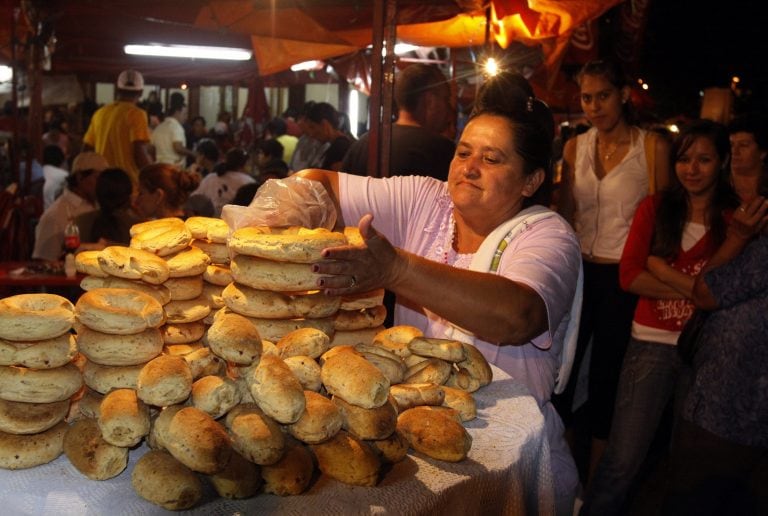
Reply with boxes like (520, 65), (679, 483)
(221, 176), (337, 231)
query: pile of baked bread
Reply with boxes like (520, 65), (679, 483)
(0, 217), (493, 511)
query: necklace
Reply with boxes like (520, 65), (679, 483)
(603, 142), (620, 161)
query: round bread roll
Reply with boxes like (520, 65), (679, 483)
(223, 282), (341, 320)
(310, 430), (380, 487)
(74, 250), (108, 277)
(0, 333), (77, 369)
(165, 246), (210, 278)
(160, 321), (206, 344)
(0, 363), (82, 403)
(192, 375), (240, 419)
(397, 406), (472, 462)
(63, 418), (128, 479)
(408, 337), (467, 362)
(163, 295), (211, 324)
(389, 383), (446, 413)
(0, 293), (74, 342)
(147, 404), (184, 451)
(77, 326), (163, 366)
(367, 429), (409, 464)
(75, 288), (165, 335)
(193, 239), (230, 265)
(357, 350), (406, 385)
(343, 225), (364, 246)
(277, 327), (330, 359)
(404, 357), (452, 385)
(130, 219), (192, 257)
(288, 391), (343, 444)
(205, 310), (262, 365)
(0, 420), (68, 470)
(231, 254), (318, 292)
(203, 264), (233, 286)
(444, 367), (481, 393)
(283, 355), (322, 392)
(373, 325), (423, 358)
(209, 450), (262, 499)
(163, 342), (204, 357)
(201, 282), (225, 309)
(229, 226), (347, 263)
(77, 388), (103, 420)
(340, 288), (385, 311)
(82, 360), (145, 394)
(225, 403), (285, 466)
(130, 217), (185, 237)
(137, 355), (193, 407)
(235, 311), (335, 343)
(165, 406), (232, 474)
(333, 394), (397, 440)
(165, 275), (204, 301)
(321, 351), (390, 409)
(0, 398), (69, 435)
(183, 347), (226, 380)
(80, 275), (171, 305)
(97, 245), (170, 284)
(440, 385), (477, 421)
(98, 388), (150, 447)
(329, 326), (383, 347)
(132, 449), (203, 511)
(185, 216), (230, 243)
(261, 439), (314, 496)
(333, 305), (387, 331)
(457, 342), (493, 388)
(248, 354), (305, 424)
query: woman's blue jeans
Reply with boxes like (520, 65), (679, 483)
(580, 337), (688, 516)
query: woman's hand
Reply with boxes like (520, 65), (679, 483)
(728, 196), (768, 241)
(312, 213), (404, 296)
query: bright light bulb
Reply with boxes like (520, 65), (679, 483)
(668, 124), (680, 133)
(641, 83), (649, 90)
(290, 60), (324, 72)
(124, 44), (252, 61)
(732, 76), (741, 83)
(484, 58), (499, 77)
(0, 65), (12, 82)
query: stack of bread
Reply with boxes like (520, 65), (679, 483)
(0, 294), (80, 470)
(223, 226), (349, 342)
(183, 216), (231, 325)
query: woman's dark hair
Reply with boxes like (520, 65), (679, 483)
(652, 119), (739, 258)
(139, 163), (201, 210)
(576, 58), (634, 122)
(195, 138), (220, 163)
(92, 168), (133, 243)
(219, 147), (249, 176)
(470, 72), (555, 207)
(259, 138), (284, 160)
(42, 144), (65, 167)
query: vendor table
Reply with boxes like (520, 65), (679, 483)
(0, 261), (83, 288)
(0, 366), (555, 515)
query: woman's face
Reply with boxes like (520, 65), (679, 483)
(134, 184), (162, 218)
(675, 136), (723, 198)
(579, 73), (627, 131)
(448, 114), (540, 224)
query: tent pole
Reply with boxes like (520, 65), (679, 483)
(367, 0), (396, 178)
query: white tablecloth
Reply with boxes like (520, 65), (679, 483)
(0, 366), (554, 515)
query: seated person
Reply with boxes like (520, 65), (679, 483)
(135, 163), (201, 220)
(76, 167), (140, 249)
(255, 138), (289, 181)
(191, 147), (255, 216)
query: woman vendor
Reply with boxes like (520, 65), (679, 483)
(297, 72), (582, 515)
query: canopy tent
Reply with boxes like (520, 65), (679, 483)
(1, 0), (621, 87)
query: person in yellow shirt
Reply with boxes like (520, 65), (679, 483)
(82, 69), (153, 186)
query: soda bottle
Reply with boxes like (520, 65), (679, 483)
(63, 218), (80, 256)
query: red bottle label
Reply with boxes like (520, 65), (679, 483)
(64, 235), (80, 250)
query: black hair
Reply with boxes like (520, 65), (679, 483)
(728, 113), (768, 151)
(220, 147), (249, 175)
(652, 119), (739, 258)
(42, 144), (65, 167)
(306, 102), (339, 129)
(91, 168), (133, 242)
(470, 72), (555, 208)
(266, 117), (287, 137)
(395, 64), (448, 113)
(140, 163), (201, 209)
(195, 138), (220, 163)
(191, 115), (206, 126)
(259, 139), (284, 160)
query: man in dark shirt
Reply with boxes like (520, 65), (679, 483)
(303, 102), (353, 171)
(341, 63), (456, 180)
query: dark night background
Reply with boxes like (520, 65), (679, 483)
(638, 0), (765, 119)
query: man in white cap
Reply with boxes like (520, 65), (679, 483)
(82, 69), (153, 186)
(32, 151), (109, 261)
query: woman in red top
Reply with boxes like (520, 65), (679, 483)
(580, 120), (740, 515)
